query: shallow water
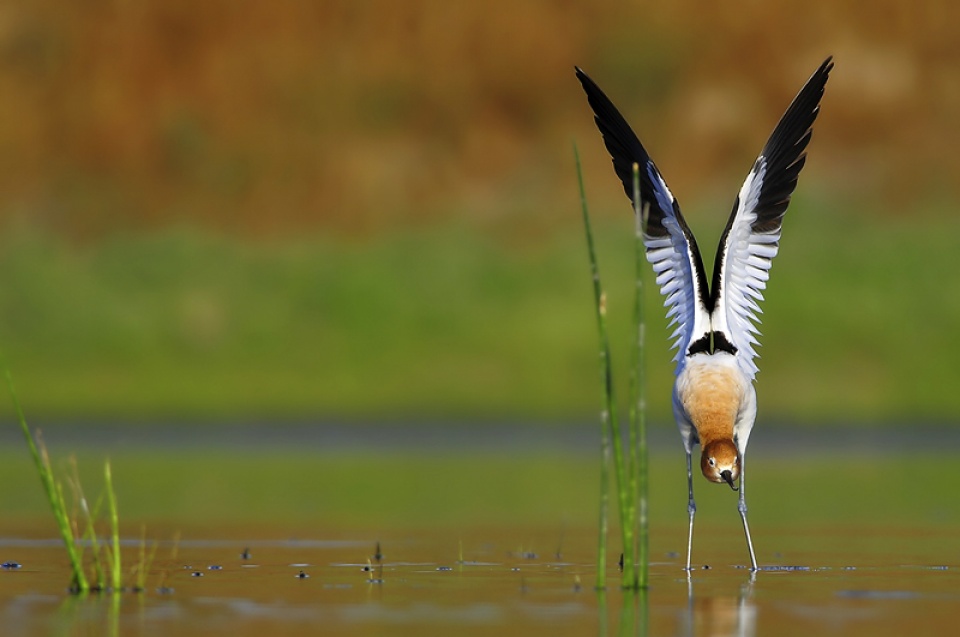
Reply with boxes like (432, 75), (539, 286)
(2, 527), (959, 636)
(1, 425), (959, 636)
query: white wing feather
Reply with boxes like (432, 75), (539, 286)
(642, 164), (711, 370)
(714, 159), (780, 380)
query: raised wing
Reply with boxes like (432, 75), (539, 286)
(576, 67), (711, 369)
(711, 57), (833, 380)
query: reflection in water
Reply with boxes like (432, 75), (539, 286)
(598, 587), (649, 637)
(57, 591), (122, 637)
(683, 574), (756, 637)
(625, 588), (649, 637)
(592, 568), (759, 637)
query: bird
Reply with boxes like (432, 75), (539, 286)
(576, 57), (833, 571)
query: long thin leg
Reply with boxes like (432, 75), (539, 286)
(738, 454), (758, 571)
(685, 448), (696, 571)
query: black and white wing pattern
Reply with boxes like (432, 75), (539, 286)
(575, 67), (711, 369)
(711, 57), (833, 380)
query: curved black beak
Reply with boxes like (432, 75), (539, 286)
(720, 470), (738, 492)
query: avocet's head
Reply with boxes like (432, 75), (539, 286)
(700, 440), (740, 491)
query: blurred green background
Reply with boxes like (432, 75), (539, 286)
(0, 0), (958, 426)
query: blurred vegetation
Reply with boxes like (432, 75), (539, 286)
(2, 202), (960, 423)
(0, 2), (958, 423)
(1, 448), (957, 538)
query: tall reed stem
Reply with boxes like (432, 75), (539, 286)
(575, 145), (637, 588)
(105, 461), (122, 591)
(575, 145), (612, 589)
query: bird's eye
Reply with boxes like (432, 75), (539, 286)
(708, 458), (716, 467)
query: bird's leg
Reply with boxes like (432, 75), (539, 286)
(737, 455), (758, 571)
(685, 448), (696, 571)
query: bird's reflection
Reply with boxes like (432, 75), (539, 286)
(682, 573), (756, 637)
(596, 571), (756, 637)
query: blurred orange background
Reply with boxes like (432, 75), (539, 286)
(3, 1), (955, 239)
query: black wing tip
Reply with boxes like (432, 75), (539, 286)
(573, 65), (655, 202)
(775, 56), (834, 137)
(574, 66), (603, 99)
(819, 55), (835, 75)
(713, 57), (833, 301)
(803, 55), (834, 105)
(750, 56), (833, 214)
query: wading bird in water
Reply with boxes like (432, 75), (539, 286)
(576, 58), (832, 571)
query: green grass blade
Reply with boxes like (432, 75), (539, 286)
(135, 528), (159, 592)
(5, 369), (89, 592)
(105, 461), (122, 591)
(67, 460), (105, 589)
(574, 144), (610, 588)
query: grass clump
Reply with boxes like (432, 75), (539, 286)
(6, 368), (154, 594)
(6, 369), (88, 592)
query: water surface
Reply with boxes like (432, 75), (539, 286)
(0, 424), (958, 636)
(1, 527), (958, 637)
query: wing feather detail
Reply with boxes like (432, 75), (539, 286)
(576, 67), (711, 369)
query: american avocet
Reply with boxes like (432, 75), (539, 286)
(576, 58), (832, 571)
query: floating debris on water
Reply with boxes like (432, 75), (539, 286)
(191, 572), (204, 578)
(208, 565), (223, 571)
(1, 562), (22, 570)
(156, 586), (175, 595)
(759, 565), (811, 572)
(437, 566), (453, 571)
(364, 548), (384, 583)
